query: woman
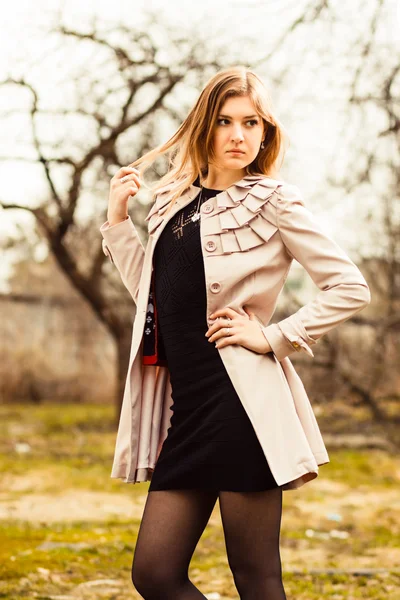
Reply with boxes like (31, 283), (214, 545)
(101, 66), (371, 599)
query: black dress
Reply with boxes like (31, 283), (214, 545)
(148, 177), (279, 492)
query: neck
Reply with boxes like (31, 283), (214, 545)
(200, 167), (247, 190)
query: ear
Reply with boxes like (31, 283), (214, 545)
(262, 119), (267, 139)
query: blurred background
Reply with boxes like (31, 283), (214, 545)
(0, 1), (399, 598)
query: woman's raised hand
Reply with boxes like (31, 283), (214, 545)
(107, 163), (141, 226)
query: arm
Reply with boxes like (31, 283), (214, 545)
(261, 183), (371, 361)
(100, 215), (145, 305)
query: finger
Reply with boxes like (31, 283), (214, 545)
(127, 186), (139, 197)
(118, 174), (140, 187)
(120, 173), (141, 186)
(119, 169), (140, 181)
(112, 174), (140, 190)
(215, 334), (238, 348)
(206, 317), (233, 337)
(113, 167), (137, 180)
(209, 307), (239, 320)
(121, 165), (139, 172)
(208, 326), (236, 343)
(118, 168), (140, 181)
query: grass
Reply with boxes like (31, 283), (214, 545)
(0, 402), (399, 599)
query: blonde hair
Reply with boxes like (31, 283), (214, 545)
(132, 66), (289, 211)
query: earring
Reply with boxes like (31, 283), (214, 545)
(260, 140), (265, 150)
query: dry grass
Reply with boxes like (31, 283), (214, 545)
(0, 403), (399, 599)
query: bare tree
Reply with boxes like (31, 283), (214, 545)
(0, 12), (230, 421)
(325, 1), (400, 423)
(2, 2), (398, 431)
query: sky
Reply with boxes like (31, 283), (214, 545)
(0, 0), (399, 290)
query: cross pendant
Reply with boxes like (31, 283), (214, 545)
(172, 213), (185, 239)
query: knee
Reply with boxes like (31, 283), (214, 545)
(131, 560), (183, 599)
(131, 560), (155, 597)
(230, 559), (283, 594)
(234, 568), (283, 592)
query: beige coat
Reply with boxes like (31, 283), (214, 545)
(100, 174), (371, 491)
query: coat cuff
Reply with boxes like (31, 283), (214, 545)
(261, 314), (316, 361)
(100, 216), (131, 264)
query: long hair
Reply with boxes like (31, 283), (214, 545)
(132, 66), (289, 212)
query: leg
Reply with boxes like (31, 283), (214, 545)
(132, 488), (218, 599)
(219, 487), (287, 600)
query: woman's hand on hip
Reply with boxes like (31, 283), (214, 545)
(107, 163), (141, 226)
(205, 306), (272, 354)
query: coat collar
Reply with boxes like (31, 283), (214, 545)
(145, 173), (284, 235)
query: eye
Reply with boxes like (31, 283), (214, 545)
(216, 118), (259, 127)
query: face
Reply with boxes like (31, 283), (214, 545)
(209, 95), (265, 174)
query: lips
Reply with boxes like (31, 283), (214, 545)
(228, 150), (245, 154)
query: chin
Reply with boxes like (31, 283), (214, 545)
(222, 156), (248, 167)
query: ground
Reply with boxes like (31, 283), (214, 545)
(1, 403), (399, 599)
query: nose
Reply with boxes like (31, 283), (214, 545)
(231, 123), (244, 143)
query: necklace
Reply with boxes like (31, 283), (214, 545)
(191, 188), (203, 222)
(171, 188), (204, 240)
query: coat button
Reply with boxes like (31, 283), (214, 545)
(202, 203), (213, 214)
(205, 240), (216, 252)
(210, 281), (221, 293)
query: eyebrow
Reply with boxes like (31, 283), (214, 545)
(218, 114), (259, 119)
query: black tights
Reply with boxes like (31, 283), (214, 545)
(131, 487), (287, 599)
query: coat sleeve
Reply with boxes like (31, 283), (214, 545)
(100, 216), (145, 305)
(260, 183), (371, 361)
